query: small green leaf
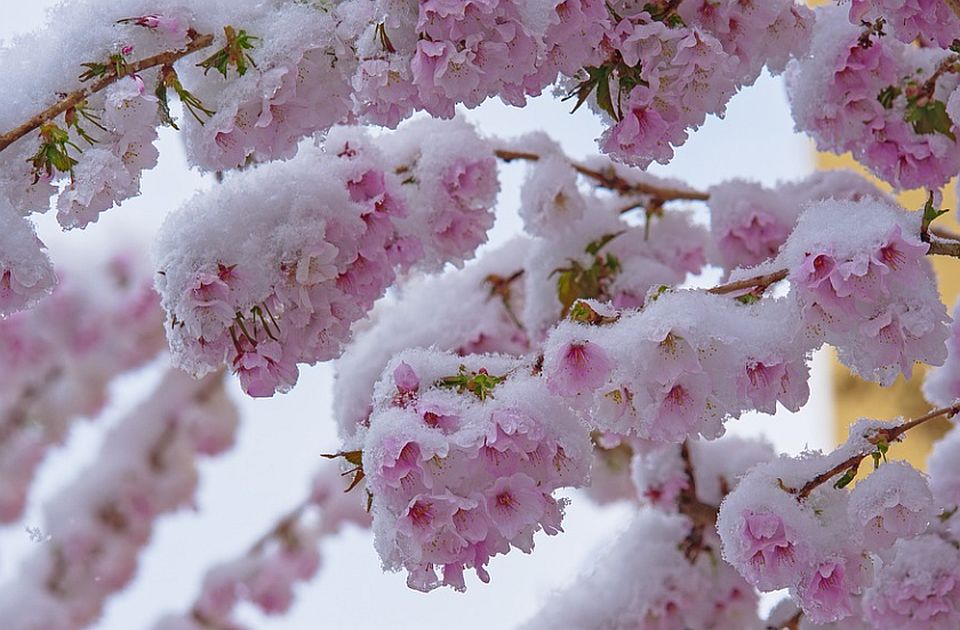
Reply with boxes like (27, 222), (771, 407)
(436, 365), (506, 401)
(197, 26), (259, 79)
(922, 191), (950, 238)
(570, 300), (619, 325)
(833, 468), (858, 490)
(905, 99), (957, 141)
(735, 293), (761, 305)
(585, 231), (624, 256)
(877, 86), (901, 109)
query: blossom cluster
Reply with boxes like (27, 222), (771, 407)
(0, 197), (56, 316)
(154, 119), (497, 397)
(543, 291), (813, 442)
(153, 464), (371, 629)
(771, 199), (949, 386)
(334, 238), (531, 440)
(359, 349), (591, 592)
(787, 4), (960, 190)
(924, 298), (960, 408)
(0, 251), (164, 522)
(595, 0), (813, 167)
(0, 369), (238, 629)
(719, 419), (960, 628)
(524, 435), (775, 629)
(707, 170), (891, 272)
(0, 0), (819, 238)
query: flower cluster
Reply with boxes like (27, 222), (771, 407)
(55, 76), (161, 229)
(181, 3), (357, 170)
(543, 291), (813, 441)
(849, 0), (960, 48)
(353, 0), (608, 124)
(359, 349), (591, 591)
(772, 199), (949, 386)
(334, 238), (530, 441)
(718, 420), (959, 627)
(525, 435), (775, 629)
(707, 170), (891, 272)
(0, 369), (238, 629)
(154, 465), (371, 629)
(596, 1), (812, 167)
(154, 119), (497, 397)
(0, 197), (56, 316)
(787, 5), (960, 190)
(0, 251), (164, 522)
(522, 201), (708, 339)
(524, 511), (761, 629)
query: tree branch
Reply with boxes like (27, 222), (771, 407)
(928, 236), (960, 258)
(493, 149), (710, 203)
(0, 32), (215, 153)
(788, 402), (960, 500)
(708, 270), (789, 295)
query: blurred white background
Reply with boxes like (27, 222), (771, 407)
(1, 6), (832, 628)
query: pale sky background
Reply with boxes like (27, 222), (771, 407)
(0, 5), (832, 629)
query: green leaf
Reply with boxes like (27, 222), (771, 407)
(833, 468), (858, 490)
(585, 231), (624, 256)
(570, 300), (619, 325)
(905, 99), (957, 141)
(877, 86), (900, 109)
(922, 191), (950, 237)
(198, 26), (260, 79)
(436, 365), (506, 400)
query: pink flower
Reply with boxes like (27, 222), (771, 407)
(737, 509), (804, 590)
(378, 440), (425, 489)
(646, 372), (710, 442)
(848, 461), (933, 551)
(233, 339), (299, 397)
(718, 210), (789, 268)
(796, 557), (856, 624)
(546, 341), (614, 396)
(394, 362), (420, 396)
(485, 473), (545, 540)
(863, 535), (960, 630)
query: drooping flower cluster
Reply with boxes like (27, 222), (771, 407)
(787, 5), (960, 190)
(55, 75), (161, 229)
(543, 292), (813, 441)
(769, 199), (949, 386)
(181, 3), (358, 170)
(359, 349), (591, 592)
(707, 170), (891, 272)
(153, 464), (371, 629)
(0, 197), (56, 316)
(353, 0), (609, 125)
(334, 238), (530, 440)
(849, 0), (960, 49)
(524, 435), (774, 629)
(0, 251), (164, 522)
(595, 0), (813, 167)
(154, 119), (497, 397)
(0, 369), (238, 629)
(523, 510), (761, 630)
(717, 418), (960, 627)
(923, 298), (960, 407)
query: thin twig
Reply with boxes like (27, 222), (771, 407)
(0, 32), (215, 153)
(789, 402), (960, 500)
(493, 149), (710, 202)
(929, 236), (960, 258)
(708, 269), (789, 295)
